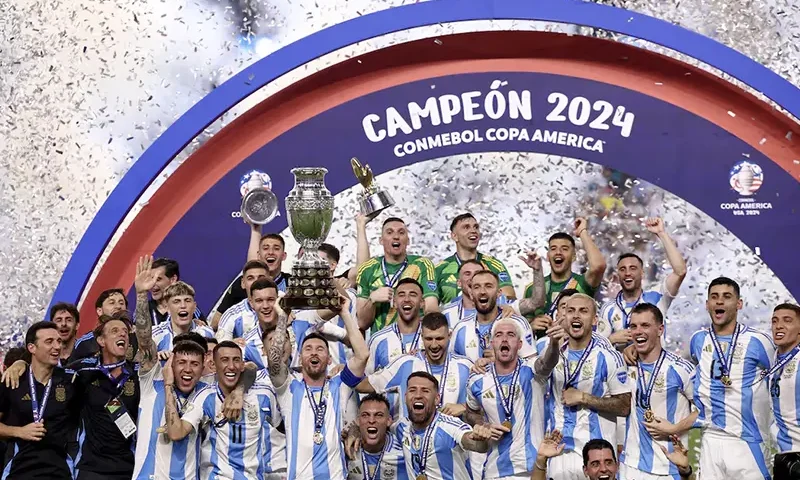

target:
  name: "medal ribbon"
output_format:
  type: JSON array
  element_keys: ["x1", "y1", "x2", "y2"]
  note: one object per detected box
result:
[
  {"x1": 381, "y1": 258, "x2": 408, "y2": 288},
  {"x1": 28, "y1": 368, "x2": 53, "y2": 423},
  {"x1": 214, "y1": 385, "x2": 231, "y2": 427},
  {"x1": 304, "y1": 379, "x2": 328, "y2": 435},
  {"x1": 491, "y1": 359, "x2": 521, "y2": 423},
  {"x1": 415, "y1": 412, "x2": 439, "y2": 476},
  {"x1": 546, "y1": 274, "x2": 578, "y2": 317},
  {"x1": 474, "y1": 308, "x2": 505, "y2": 353},
  {"x1": 91, "y1": 360, "x2": 130, "y2": 395},
  {"x1": 636, "y1": 350, "x2": 666, "y2": 410},
  {"x1": 394, "y1": 323, "x2": 422, "y2": 355},
  {"x1": 361, "y1": 439, "x2": 390, "y2": 480},
  {"x1": 561, "y1": 338, "x2": 595, "y2": 388},
  {"x1": 615, "y1": 291, "x2": 643, "y2": 329},
  {"x1": 709, "y1": 323, "x2": 742, "y2": 382},
  {"x1": 753, "y1": 345, "x2": 800, "y2": 387},
  {"x1": 422, "y1": 351, "x2": 450, "y2": 407}
]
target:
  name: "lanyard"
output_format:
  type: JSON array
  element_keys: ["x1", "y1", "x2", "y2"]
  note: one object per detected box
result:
[
  {"x1": 491, "y1": 360, "x2": 521, "y2": 423},
  {"x1": 755, "y1": 345, "x2": 800, "y2": 387},
  {"x1": 474, "y1": 308, "x2": 504, "y2": 353},
  {"x1": 381, "y1": 257, "x2": 408, "y2": 288},
  {"x1": 709, "y1": 323, "x2": 742, "y2": 380},
  {"x1": 304, "y1": 379, "x2": 328, "y2": 432},
  {"x1": 561, "y1": 338, "x2": 595, "y2": 388},
  {"x1": 361, "y1": 440, "x2": 390, "y2": 480},
  {"x1": 615, "y1": 290, "x2": 643, "y2": 329},
  {"x1": 28, "y1": 368, "x2": 53, "y2": 423},
  {"x1": 547, "y1": 274, "x2": 577, "y2": 317},
  {"x1": 394, "y1": 324, "x2": 421, "y2": 355},
  {"x1": 411, "y1": 413, "x2": 438, "y2": 476},
  {"x1": 636, "y1": 350, "x2": 666, "y2": 409},
  {"x1": 422, "y1": 352, "x2": 451, "y2": 407}
]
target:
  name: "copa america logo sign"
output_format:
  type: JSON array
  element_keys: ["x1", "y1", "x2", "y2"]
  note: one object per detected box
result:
[{"x1": 729, "y1": 160, "x2": 764, "y2": 196}]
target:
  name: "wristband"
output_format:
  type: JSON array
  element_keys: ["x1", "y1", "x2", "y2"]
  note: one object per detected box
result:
[
  {"x1": 534, "y1": 459, "x2": 547, "y2": 471},
  {"x1": 678, "y1": 465, "x2": 692, "y2": 478},
  {"x1": 339, "y1": 364, "x2": 364, "y2": 388}
]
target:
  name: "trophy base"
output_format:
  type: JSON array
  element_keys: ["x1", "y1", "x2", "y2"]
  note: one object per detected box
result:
[
  {"x1": 358, "y1": 190, "x2": 395, "y2": 220},
  {"x1": 281, "y1": 264, "x2": 340, "y2": 310}
]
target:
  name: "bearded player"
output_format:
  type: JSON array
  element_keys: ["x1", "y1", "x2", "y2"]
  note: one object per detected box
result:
[
  {"x1": 597, "y1": 217, "x2": 687, "y2": 346},
  {"x1": 689, "y1": 277, "x2": 773, "y2": 479},
  {"x1": 356, "y1": 217, "x2": 438, "y2": 333}
]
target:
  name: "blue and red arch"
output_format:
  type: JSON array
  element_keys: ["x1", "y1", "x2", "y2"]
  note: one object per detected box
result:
[{"x1": 50, "y1": 0, "x2": 800, "y2": 330}]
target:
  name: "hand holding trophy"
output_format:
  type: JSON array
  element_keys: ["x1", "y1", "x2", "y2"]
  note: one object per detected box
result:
[
  {"x1": 350, "y1": 157, "x2": 394, "y2": 220},
  {"x1": 239, "y1": 170, "x2": 279, "y2": 225}
]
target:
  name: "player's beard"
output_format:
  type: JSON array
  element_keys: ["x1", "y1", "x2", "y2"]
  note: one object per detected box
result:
[{"x1": 475, "y1": 295, "x2": 497, "y2": 315}]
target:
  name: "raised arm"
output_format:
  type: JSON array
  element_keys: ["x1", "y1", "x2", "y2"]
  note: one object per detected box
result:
[
  {"x1": 342, "y1": 295, "x2": 369, "y2": 377},
  {"x1": 518, "y1": 251, "x2": 546, "y2": 316},
  {"x1": 534, "y1": 325, "x2": 566, "y2": 377},
  {"x1": 645, "y1": 217, "x2": 687, "y2": 296},
  {"x1": 134, "y1": 255, "x2": 158, "y2": 373},
  {"x1": 349, "y1": 214, "x2": 372, "y2": 287},
  {"x1": 245, "y1": 220, "x2": 262, "y2": 262},
  {"x1": 267, "y1": 307, "x2": 291, "y2": 389},
  {"x1": 163, "y1": 359, "x2": 195, "y2": 441},
  {"x1": 575, "y1": 217, "x2": 606, "y2": 289}
]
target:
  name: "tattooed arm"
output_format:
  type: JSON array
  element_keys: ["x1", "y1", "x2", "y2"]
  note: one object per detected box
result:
[
  {"x1": 576, "y1": 392, "x2": 631, "y2": 417},
  {"x1": 133, "y1": 255, "x2": 158, "y2": 374},
  {"x1": 267, "y1": 307, "x2": 290, "y2": 389},
  {"x1": 163, "y1": 358, "x2": 196, "y2": 441},
  {"x1": 534, "y1": 325, "x2": 566, "y2": 378},
  {"x1": 518, "y1": 255, "x2": 546, "y2": 316}
]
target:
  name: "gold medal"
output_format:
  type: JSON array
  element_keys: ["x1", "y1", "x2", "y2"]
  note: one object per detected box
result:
[
  {"x1": 416, "y1": 474, "x2": 428, "y2": 480},
  {"x1": 156, "y1": 425, "x2": 167, "y2": 434},
  {"x1": 643, "y1": 409, "x2": 655, "y2": 423},
  {"x1": 313, "y1": 431, "x2": 324, "y2": 445},
  {"x1": 721, "y1": 375, "x2": 732, "y2": 386},
  {"x1": 501, "y1": 420, "x2": 512, "y2": 430}
]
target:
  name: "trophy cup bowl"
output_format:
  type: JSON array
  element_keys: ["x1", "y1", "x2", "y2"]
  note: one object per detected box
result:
[
  {"x1": 350, "y1": 157, "x2": 395, "y2": 220},
  {"x1": 283, "y1": 167, "x2": 340, "y2": 310},
  {"x1": 240, "y1": 170, "x2": 279, "y2": 225}
]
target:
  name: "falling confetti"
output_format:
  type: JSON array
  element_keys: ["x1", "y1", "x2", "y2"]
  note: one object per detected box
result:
[{"x1": 0, "y1": 0, "x2": 798, "y2": 359}]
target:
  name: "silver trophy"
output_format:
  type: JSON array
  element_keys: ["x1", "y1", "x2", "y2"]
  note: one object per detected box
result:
[
  {"x1": 350, "y1": 157, "x2": 394, "y2": 219},
  {"x1": 240, "y1": 170, "x2": 278, "y2": 225},
  {"x1": 283, "y1": 168, "x2": 340, "y2": 310}
]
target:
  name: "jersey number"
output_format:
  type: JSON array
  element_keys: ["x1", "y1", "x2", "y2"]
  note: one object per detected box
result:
[
  {"x1": 709, "y1": 360, "x2": 725, "y2": 381},
  {"x1": 231, "y1": 424, "x2": 244, "y2": 444}
]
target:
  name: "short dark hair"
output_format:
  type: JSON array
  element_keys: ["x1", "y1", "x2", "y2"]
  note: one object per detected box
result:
[
  {"x1": 582, "y1": 438, "x2": 617, "y2": 466},
  {"x1": 449, "y1": 213, "x2": 476, "y2": 232},
  {"x1": 250, "y1": 278, "x2": 278, "y2": 297},
  {"x1": 548, "y1": 232, "x2": 576, "y2": 247},
  {"x1": 774, "y1": 303, "x2": 800, "y2": 317},
  {"x1": 94, "y1": 288, "x2": 128, "y2": 309},
  {"x1": 206, "y1": 337, "x2": 218, "y2": 347},
  {"x1": 471, "y1": 269, "x2": 499, "y2": 284},
  {"x1": 395, "y1": 277, "x2": 423, "y2": 294},
  {"x1": 213, "y1": 340, "x2": 242, "y2": 360},
  {"x1": 152, "y1": 258, "x2": 180, "y2": 280},
  {"x1": 173, "y1": 332, "x2": 208, "y2": 352},
  {"x1": 360, "y1": 392, "x2": 391, "y2": 412},
  {"x1": 49, "y1": 302, "x2": 80, "y2": 324},
  {"x1": 243, "y1": 260, "x2": 269, "y2": 275},
  {"x1": 382, "y1": 217, "x2": 405, "y2": 229},
  {"x1": 708, "y1": 276, "x2": 740, "y2": 298},
  {"x1": 554, "y1": 288, "x2": 580, "y2": 307},
  {"x1": 301, "y1": 332, "x2": 329, "y2": 350},
  {"x1": 457, "y1": 259, "x2": 483, "y2": 275},
  {"x1": 617, "y1": 253, "x2": 643, "y2": 266},
  {"x1": 421, "y1": 312, "x2": 449, "y2": 332},
  {"x1": 407, "y1": 371, "x2": 439, "y2": 390},
  {"x1": 3, "y1": 347, "x2": 28, "y2": 368},
  {"x1": 318, "y1": 243, "x2": 340, "y2": 264},
  {"x1": 260, "y1": 233, "x2": 285, "y2": 249},
  {"x1": 173, "y1": 340, "x2": 206, "y2": 359},
  {"x1": 630, "y1": 303, "x2": 663, "y2": 324},
  {"x1": 25, "y1": 321, "x2": 59, "y2": 347}
]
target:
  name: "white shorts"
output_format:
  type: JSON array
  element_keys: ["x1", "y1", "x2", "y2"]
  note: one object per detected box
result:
[
  {"x1": 619, "y1": 463, "x2": 674, "y2": 480},
  {"x1": 698, "y1": 431, "x2": 771, "y2": 480},
  {"x1": 547, "y1": 450, "x2": 585, "y2": 480}
]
